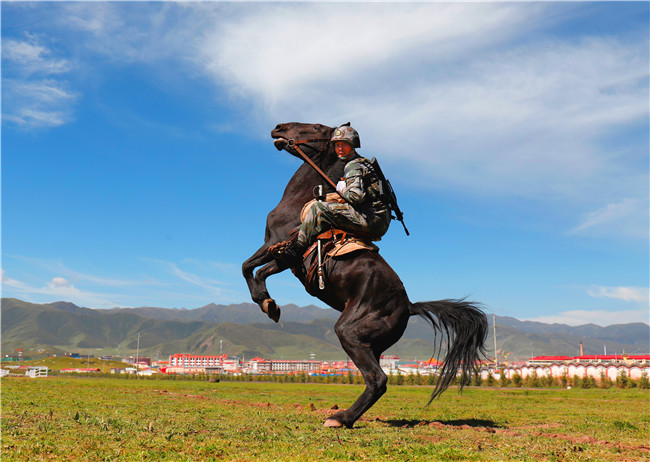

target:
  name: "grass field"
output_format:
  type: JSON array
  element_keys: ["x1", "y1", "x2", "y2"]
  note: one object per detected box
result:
[{"x1": 2, "y1": 377, "x2": 649, "y2": 461}]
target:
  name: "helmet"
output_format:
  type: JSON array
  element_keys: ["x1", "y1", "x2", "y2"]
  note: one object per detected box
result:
[{"x1": 331, "y1": 125, "x2": 360, "y2": 149}]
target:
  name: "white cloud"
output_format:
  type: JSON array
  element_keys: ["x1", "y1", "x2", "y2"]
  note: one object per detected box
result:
[
  {"x1": 1, "y1": 270, "x2": 119, "y2": 308},
  {"x1": 169, "y1": 265, "x2": 224, "y2": 295},
  {"x1": 180, "y1": 258, "x2": 240, "y2": 276},
  {"x1": 526, "y1": 308, "x2": 649, "y2": 327},
  {"x1": 9, "y1": 80, "x2": 75, "y2": 103},
  {"x1": 569, "y1": 198, "x2": 649, "y2": 239},
  {"x1": 1, "y1": 269, "x2": 29, "y2": 291},
  {"x1": 54, "y1": 2, "x2": 206, "y2": 63},
  {"x1": 144, "y1": 258, "x2": 235, "y2": 297},
  {"x1": 5, "y1": 256, "x2": 159, "y2": 289},
  {"x1": 2, "y1": 37, "x2": 77, "y2": 128},
  {"x1": 528, "y1": 286, "x2": 650, "y2": 325},
  {"x1": 3, "y1": 37, "x2": 71, "y2": 75},
  {"x1": 2, "y1": 257, "x2": 248, "y2": 308},
  {"x1": 43, "y1": 277, "x2": 86, "y2": 299},
  {"x1": 197, "y1": 3, "x2": 534, "y2": 108},
  {"x1": 587, "y1": 285, "x2": 650, "y2": 303},
  {"x1": 48, "y1": 277, "x2": 73, "y2": 289},
  {"x1": 3, "y1": 104, "x2": 75, "y2": 128},
  {"x1": 190, "y1": 3, "x2": 648, "y2": 216}
]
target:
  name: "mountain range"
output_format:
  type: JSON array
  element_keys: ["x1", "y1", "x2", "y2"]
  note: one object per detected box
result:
[{"x1": 2, "y1": 298, "x2": 648, "y2": 361}]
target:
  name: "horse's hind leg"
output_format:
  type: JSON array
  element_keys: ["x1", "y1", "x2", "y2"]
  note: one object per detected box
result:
[
  {"x1": 324, "y1": 302, "x2": 409, "y2": 428},
  {"x1": 324, "y1": 343, "x2": 386, "y2": 429}
]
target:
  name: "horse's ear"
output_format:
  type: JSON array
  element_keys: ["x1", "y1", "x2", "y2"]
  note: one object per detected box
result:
[{"x1": 341, "y1": 122, "x2": 351, "y2": 127}]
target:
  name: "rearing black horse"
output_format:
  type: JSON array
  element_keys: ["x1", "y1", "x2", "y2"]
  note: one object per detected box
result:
[{"x1": 242, "y1": 122, "x2": 487, "y2": 428}]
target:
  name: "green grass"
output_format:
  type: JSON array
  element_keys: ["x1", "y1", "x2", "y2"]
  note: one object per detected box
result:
[{"x1": 2, "y1": 377, "x2": 649, "y2": 461}]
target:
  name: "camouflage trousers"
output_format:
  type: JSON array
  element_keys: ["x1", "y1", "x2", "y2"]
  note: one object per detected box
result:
[{"x1": 296, "y1": 200, "x2": 390, "y2": 248}]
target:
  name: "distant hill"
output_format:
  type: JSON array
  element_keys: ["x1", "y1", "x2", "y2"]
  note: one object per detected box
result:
[
  {"x1": 2, "y1": 298, "x2": 648, "y2": 361},
  {"x1": 1, "y1": 299, "x2": 342, "y2": 360},
  {"x1": 105, "y1": 302, "x2": 339, "y2": 324}
]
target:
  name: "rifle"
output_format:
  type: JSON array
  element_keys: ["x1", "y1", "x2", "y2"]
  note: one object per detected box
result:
[{"x1": 368, "y1": 157, "x2": 410, "y2": 236}]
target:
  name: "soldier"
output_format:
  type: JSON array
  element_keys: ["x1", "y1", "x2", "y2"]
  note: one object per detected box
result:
[{"x1": 274, "y1": 125, "x2": 391, "y2": 266}]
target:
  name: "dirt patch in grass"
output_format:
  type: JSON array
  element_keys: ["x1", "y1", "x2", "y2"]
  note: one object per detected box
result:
[{"x1": 528, "y1": 431, "x2": 650, "y2": 454}]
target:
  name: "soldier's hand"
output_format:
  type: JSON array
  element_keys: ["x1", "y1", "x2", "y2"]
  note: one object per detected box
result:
[{"x1": 326, "y1": 192, "x2": 345, "y2": 203}]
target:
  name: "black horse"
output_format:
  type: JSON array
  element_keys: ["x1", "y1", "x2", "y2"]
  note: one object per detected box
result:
[{"x1": 242, "y1": 122, "x2": 487, "y2": 428}]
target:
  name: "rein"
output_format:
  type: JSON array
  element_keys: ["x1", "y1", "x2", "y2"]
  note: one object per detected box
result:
[{"x1": 288, "y1": 138, "x2": 349, "y2": 204}]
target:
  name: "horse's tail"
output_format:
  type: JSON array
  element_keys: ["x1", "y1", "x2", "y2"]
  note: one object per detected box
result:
[{"x1": 409, "y1": 299, "x2": 488, "y2": 404}]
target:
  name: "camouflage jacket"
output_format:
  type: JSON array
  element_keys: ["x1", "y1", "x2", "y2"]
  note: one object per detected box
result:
[{"x1": 340, "y1": 155, "x2": 387, "y2": 212}]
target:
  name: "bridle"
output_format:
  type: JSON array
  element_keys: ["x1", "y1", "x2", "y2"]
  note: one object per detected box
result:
[
  {"x1": 287, "y1": 138, "x2": 330, "y2": 148},
  {"x1": 286, "y1": 136, "x2": 347, "y2": 202}
]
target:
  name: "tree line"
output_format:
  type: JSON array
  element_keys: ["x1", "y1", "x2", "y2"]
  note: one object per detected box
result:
[{"x1": 50, "y1": 368, "x2": 650, "y2": 389}]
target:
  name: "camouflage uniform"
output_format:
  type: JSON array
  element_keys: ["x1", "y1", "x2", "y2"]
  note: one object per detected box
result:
[{"x1": 296, "y1": 154, "x2": 391, "y2": 247}]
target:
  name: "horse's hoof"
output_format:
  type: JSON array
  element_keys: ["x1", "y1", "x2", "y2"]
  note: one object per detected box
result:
[
  {"x1": 262, "y1": 299, "x2": 281, "y2": 323},
  {"x1": 323, "y1": 418, "x2": 344, "y2": 428}
]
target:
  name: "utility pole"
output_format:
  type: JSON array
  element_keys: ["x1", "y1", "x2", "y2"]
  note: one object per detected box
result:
[
  {"x1": 493, "y1": 313, "x2": 498, "y2": 367},
  {"x1": 135, "y1": 332, "x2": 140, "y2": 370}
]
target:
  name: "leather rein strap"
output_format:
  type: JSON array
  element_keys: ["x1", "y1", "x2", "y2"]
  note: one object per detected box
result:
[{"x1": 288, "y1": 138, "x2": 348, "y2": 203}]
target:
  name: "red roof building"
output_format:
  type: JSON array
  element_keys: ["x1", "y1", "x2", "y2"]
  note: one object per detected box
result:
[{"x1": 529, "y1": 355, "x2": 650, "y2": 365}]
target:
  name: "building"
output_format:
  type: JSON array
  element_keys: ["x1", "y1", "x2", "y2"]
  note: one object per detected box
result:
[
  {"x1": 26, "y1": 366, "x2": 49, "y2": 378},
  {"x1": 526, "y1": 356, "x2": 573, "y2": 366},
  {"x1": 266, "y1": 359, "x2": 320, "y2": 373},
  {"x1": 60, "y1": 368, "x2": 101, "y2": 373},
  {"x1": 162, "y1": 353, "x2": 447, "y2": 376},
  {"x1": 527, "y1": 355, "x2": 649, "y2": 366},
  {"x1": 166, "y1": 353, "x2": 236, "y2": 374},
  {"x1": 380, "y1": 355, "x2": 399, "y2": 371},
  {"x1": 482, "y1": 354, "x2": 650, "y2": 381},
  {"x1": 125, "y1": 356, "x2": 151, "y2": 366},
  {"x1": 246, "y1": 357, "x2": 272, "y2": 373},
  {"x1": 169, "y1": 353, "x2": 228, "y2": 368},
  {"x1": 320, "y1": 361, "x2": 357, "y2": 375}
]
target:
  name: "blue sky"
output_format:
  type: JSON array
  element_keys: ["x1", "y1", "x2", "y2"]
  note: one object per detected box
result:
[{"x1": 2, "y1": 2, "x2": 648, "y2": 327}]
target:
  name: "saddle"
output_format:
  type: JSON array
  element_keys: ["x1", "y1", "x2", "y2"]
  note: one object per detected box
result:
[
  {"x1": 303, "y1": 228, "x2": 377, "y2": 259},
  {"x1": 268, "y1": 228, "x2": 379, "y2": 290},
  {"x1": 302, "y1": 228, "x2": 378, "y2": 289}
]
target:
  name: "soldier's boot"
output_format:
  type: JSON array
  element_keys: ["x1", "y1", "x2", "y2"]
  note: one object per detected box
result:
[{"x1": 268, "y1": 239, "x2": 306, "y2": 268}]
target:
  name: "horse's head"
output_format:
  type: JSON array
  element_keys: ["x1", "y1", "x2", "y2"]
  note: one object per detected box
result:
[{"x1": 271, "y1": 122, "x2": 335, "y2": 161}]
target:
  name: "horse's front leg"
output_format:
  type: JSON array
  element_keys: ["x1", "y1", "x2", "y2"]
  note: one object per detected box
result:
[
  {"x1": 242, "y1": 245, "x2": 274, "y2": 307},
  {"x1": 253, "y1": 259, "x2": 288, "y2": 323}
]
